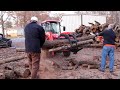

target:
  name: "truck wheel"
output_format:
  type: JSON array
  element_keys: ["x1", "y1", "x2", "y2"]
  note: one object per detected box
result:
[
  {"x1": 8, "y1": 42, "x2": 12, "y2": 47},
  {"x1": 63, "y1": 51, "x2": 70, "y2": 57},
  {"x1": 8, "y1": 41, "x2": 12, "y2": 47}
]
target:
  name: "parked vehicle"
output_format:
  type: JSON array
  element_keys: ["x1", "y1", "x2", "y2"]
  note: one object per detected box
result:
[{"x1": 0, "y1": 34, "x2": 12, "y2": 48}]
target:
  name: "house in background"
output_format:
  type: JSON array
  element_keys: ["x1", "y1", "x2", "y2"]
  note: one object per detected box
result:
[{"x1": 1, "y1": 26, "x2": 24, "y2": 37}]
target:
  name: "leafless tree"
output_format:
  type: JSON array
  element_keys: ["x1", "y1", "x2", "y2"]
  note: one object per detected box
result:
[
  {"x1": 14, "y1": 11, "x2": 51, "y2": 28},
  {"x1": 0, "y1": 11, "x2": 14, "y2": 37}
]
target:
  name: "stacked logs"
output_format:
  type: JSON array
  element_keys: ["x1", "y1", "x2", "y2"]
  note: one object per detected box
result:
[{"x1": 0, "y1": 55, "x2": 30, "y2": 79}]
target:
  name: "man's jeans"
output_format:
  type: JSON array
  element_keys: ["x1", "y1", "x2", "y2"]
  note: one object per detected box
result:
[{"x1": 100, "y1": 46, "x2": 115, "y2": 72}]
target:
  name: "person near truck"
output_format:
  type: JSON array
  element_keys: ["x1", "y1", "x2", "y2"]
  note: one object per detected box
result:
[
  {"x1": 24, "y1": 16, "x2": 45, "y2": 79},
  {"x1": 97, "y1": 24, "x2": 116, "y2": 73}
]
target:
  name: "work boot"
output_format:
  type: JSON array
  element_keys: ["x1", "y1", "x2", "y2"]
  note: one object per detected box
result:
[
  {"x1": 98, "y1": 68, "x2": 105, "y2": 72},
  {"x1": 110, "y1": 71, "x2": 113, "y2": 73}
]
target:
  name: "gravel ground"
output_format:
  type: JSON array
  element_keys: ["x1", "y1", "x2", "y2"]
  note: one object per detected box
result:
[{"x1": 0, "y1": 47, "x2": 120, "y2": 79}]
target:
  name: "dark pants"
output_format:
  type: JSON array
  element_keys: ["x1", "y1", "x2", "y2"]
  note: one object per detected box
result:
[{"x1": 27, "y1": 52, "x2": 40, "y2": 79}]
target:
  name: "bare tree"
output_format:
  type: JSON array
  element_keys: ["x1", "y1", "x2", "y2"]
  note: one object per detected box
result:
[
  {"x1": 0, "y1": 11, "x2": 14, "y2": 37},
  {"x1": 5, "y1": 21, "x2": 12, "y2": 28},
  {"x1": 13, "y1": 11, "x2": 51, "y2": 28}
]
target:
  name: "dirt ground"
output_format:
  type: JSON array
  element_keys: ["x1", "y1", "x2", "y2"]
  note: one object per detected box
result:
[{"x1": 0, "y1": 47, "x2": 120, "y2": 79}]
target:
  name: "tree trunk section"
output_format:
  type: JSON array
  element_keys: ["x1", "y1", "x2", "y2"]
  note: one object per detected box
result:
[
  {"x1": 14, "y1": 68, "x2": 31, "y2": 78},
  {"x1": 1, "y1": 16, "x2": 5, "y2": 37},
  {"x1": 49, "y1": 39, "x2": 94, "y2": 52},
  {"x1": 0, "y1": 55, "x2": 27, "y2": 65}
]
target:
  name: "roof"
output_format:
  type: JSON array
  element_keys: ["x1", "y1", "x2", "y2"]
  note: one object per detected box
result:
[{"x1": 41, "y1": 20, "x2": 60, "y2": 23}]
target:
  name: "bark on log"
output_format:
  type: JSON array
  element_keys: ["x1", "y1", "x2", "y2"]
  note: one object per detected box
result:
[
  {"x1": 14, "y1": 68, "x2": 31, "y2": 78},
  {"x1": 43, "y1": 35, "x2": 95, "y2": 49},
  {"x1": 69, "y1": 57, "x2": 100, "y2": 69},
  {"x1": 83, "y1": 44, "x2": 103, "y2": 48},
  {"x1": 4, "y1": 68, "x2": 30, "y2": 79},
  {"x1": 88, "y1": 65, "x2": 99, "y2": 69},
  {"x1": 49, "y1": 39, "x2": 94, "y2": 52},
  {"x1": 78, "y1": 60, "x2": 100, "y2": 65},
  {"x1": 0, "y1": 72, "x2": 5, "y2": 79},
  {"x1": 0, "y1": 55, "x2": 27, "y2": 65},
  {"x1": 79, "y1": 60, "x2": 100, "y2": 69},
  {"x1": 16, "y1": 48, "x2": 25, "y2": 52},
  {"x1": 4, "y1": 70, "x2": 16, "y2": 79}
]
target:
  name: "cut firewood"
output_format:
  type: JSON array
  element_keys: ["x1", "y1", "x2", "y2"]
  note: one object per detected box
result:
[
  {"x1": 14, "y1": 68, "x2": 31, "y2": 78},
  {"x1": 0, "y1": 55, "x2": 27, "y2": 65},
  {"x1": 82, "y1": 64, "x2": 88, "y2": 68},
  {"x1": 4, "y1": 66, "x2": 13, "y2": 70},
  {"x1": 3, "y1": 65, "x2": 30, "y2": 79},
  {"x1": 88, "y1": 65, "x2": 99, "y2": 69},
  {"x1": 0, "y1": 72, "x2": 5, "y2": 79},
  {"x1": 78, "y1": 60, "x2": 100, "y2": 65},
  {"x1": 16, "y1": 48, "x2": 25, "y2": 52},
  {"x1": 25, "y1": 63, "x2": 29, "y2": 68},
  {"x1": 4, "y1": 70, "x2": 17, "y2": 79},
  {"x1": 83, "y1": 44, "x2": 103, "y2": 48}
]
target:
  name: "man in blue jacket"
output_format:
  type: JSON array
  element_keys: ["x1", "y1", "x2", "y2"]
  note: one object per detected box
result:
[
  {"x1": 98, "y1": 24, "x2": 116, "y2": 73},
  {"x1": 24, "y1": 16, "x2": 45, "y2": 79}
]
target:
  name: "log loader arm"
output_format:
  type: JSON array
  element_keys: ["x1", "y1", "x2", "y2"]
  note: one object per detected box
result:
[{"x1": 58, "y1": 33, "x2": 83, "y2": 56}]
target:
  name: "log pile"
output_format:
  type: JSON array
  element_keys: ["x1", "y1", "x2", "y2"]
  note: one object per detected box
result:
[
  {"x1": 51, "y1": 54, "x2": 120, "y2": 70},
  {"x1": 0, "y1": 55, "x2": 27, "y2": 65},
  {"x1": 43, "y1": 35, "x2": 96, "y2": 49},
  {"x1": 16, "y1": 35, "x2": 96, "y2": 52},
  {"x1": 50, "y1": 54, "x2": 101, "y2": 70},
  {"x1": 3, "y1": 66, "x2": 30, "y2": 79},
  {"x1": 0, "y1": 55, "x2": 30, "y2": 79}
]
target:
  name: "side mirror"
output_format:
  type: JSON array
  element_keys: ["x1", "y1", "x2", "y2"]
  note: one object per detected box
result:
[{"x1": 63, "y1": 26, "x2": 66, "y2": 31}]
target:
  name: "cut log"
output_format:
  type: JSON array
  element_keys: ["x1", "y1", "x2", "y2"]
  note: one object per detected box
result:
[
  {"x1": 4, "y1": 66, "x2": 13, "y2": 70},
  {"x1": 78, "y1": 60, "x2": 100, "y2": 65},
  {"x1": 43, "y1": 35, "x2": 95, "y2": 48},
  {"x1": 70, "y1": 58, "x2": 100, "y2": 69},
  {"x1": 49, "y1": 39, "x2": 94, "y2": 52},
  {"x1": 88, "y1": 65, "x2": 99, "y2": 69},
  {"x1": 82, "y1": 64, "x2": 88, "y2": 68},
  {"x1": 14, "y1": 68, "x2": 31, "y2": 78},
  {"x1": 4, "y1": 70, "x2": 16, "y2": 79},
  {"x1": 16, "y1": 48, "x2": 25, "y2": 52},
  {"x1": 0, "y1": 55, "x2": 27, "y2": 65},
  {"x1": 83, "y1": 44, "x2": 103, "y2": 48},
  {"x1": 0, "y1": 72, "x2": 5, "y2": 79},
  {"x1": 4, "y1": 65, "x2": 30, "y2": 79},
  {"x1": 25, "y1": 63, "x2": 29, "y2": 68}
]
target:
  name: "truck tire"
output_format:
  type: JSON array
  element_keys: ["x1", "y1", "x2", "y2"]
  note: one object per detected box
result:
[
  {"x1": 63, "y1": 51, "x2": 70, "y2": 57},
  {"x1": 8, "y1": 41, "x2": 12, "y2": 47}
]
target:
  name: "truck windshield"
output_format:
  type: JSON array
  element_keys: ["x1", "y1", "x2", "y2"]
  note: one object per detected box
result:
[{"x1": 42, "y1": 22, "x2": 60, "y2": 34}]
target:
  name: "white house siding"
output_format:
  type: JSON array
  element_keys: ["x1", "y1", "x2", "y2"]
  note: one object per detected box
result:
[
  {"x1": 61, "y1": 15, "x2": 81, "y2": 33},
  {"x1": 61, "y1": 14, "x2": 106, "y2": 32}
]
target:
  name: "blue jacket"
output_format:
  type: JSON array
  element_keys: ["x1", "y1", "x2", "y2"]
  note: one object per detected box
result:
[
  {"x1": 24, "y1": 22, "x2": 45, "y2": 53},
  {"x1": 99, "y1": 29, "x2": 116, "y2": 45}
]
